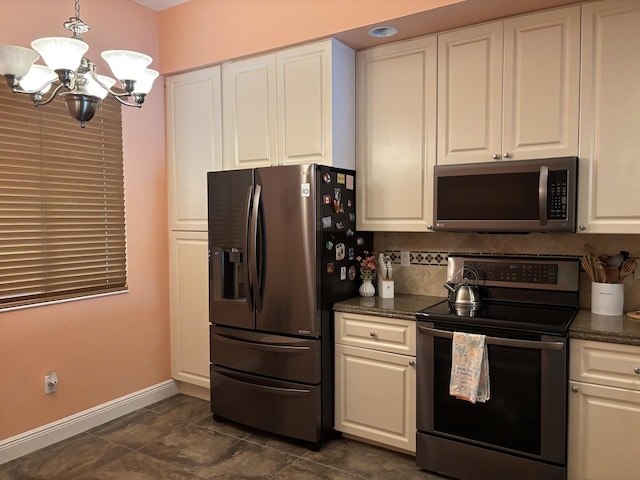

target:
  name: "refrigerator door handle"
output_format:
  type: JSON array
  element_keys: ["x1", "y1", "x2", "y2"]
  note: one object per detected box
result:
[
  {"x1": 212, "y1": 332, "x2": 312, "y2": 353},
  {"x1": 252, "y1": 184, "x2": 264, "y2": 312},
  {"x1": 245, "y1": 185, "x2": 255, "y2": 312}
]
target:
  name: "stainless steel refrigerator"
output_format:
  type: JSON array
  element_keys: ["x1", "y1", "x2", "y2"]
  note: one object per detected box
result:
[{"x1": 207, "y1": 164, "x2": 370, "y2": 446}]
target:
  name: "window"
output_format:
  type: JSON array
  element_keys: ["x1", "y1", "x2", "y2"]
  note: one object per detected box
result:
[{"x1": 0, "y1": 85, "x2": 127, "y2": 309}]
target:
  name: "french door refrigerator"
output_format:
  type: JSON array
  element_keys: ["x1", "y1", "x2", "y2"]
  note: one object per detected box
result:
[{"x1": 207, "y1": 164, "x2": 370, "y2": 446}]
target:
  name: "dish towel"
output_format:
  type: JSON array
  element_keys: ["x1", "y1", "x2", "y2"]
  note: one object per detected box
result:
[{"x1": 449, "y1": 332, "x2": 490, "y2": 404}]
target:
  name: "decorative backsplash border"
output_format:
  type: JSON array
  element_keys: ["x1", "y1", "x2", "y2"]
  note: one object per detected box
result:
[{"x1": 382, "y1": 250, "x2": 581, "y2": 266}]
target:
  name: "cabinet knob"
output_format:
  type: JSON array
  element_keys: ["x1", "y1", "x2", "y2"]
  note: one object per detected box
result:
[
  {"x1": 579, "y1": 225, "x2": 587, "y2": 231},
  {"x1": 571, "y1": 386, "x2": 579, "y2": 393},
  {"x1": 409, "y1": 360, "x2": 415, "y2": 367},
  {"x1": 634, "y1": 367, "x2": 640, "y2": 374},
  {"x1": 492, "y1": 153, "x2": 499, "y2": 160},
  {"x1": 503, "y1": 152, "x2": 511, "y2": 159},
  {"x1": 427, "y1": 224, "x2": 433, "y2": 230},
  {"x1": 369, "y1": 331, "x2": 376, "y2": 337}
]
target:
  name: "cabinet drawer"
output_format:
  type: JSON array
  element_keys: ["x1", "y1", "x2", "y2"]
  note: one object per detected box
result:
[
  {"x1": 335, "y1": 312, "x2": 415, "y2": 355},
  {"x1": 570, "y1": 339, "x2": 640, "y2": 390}
]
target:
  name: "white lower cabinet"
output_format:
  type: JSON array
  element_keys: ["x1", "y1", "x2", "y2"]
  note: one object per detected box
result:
[
  {"x1": 169, "y1": 231, "x2": 210, "y2": 388},
  {"x1": 334, "y1": 312, "x2": 416, "y2": 454},
  {"x1": 568, "y1": 339, "x2": 640, "y2": 479}
]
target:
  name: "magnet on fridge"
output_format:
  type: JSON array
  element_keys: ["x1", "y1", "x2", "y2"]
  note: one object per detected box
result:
[
  {"x1": 340, "y1": 266, "x2": 347, "y2": 280},
  {"x1": 325, "y1": 241, "x2": 333, "y2": 250},
  {"x1": 323, "y1": 195, "x2": 332, "y2": 205},
  {"x1": 327, "y1": 263, "x2": 334, "y2": 273},
  {"x1": 348, "y1": 213, "x2": 355, "y2": 222},
  {"x1": 322, "y1": 173, "x2": 331, "y2": 183},
  {"x1": 348, "y1": 265, "x2": 356, "y2": 281},
  {"x1": 346, "y1": 228, "x2": 354, "y2": 237},
  {"x1": 347, "y1": 199, "x2": 352, "y2": 208},
  {"x1": 322, "y1": 216, "x2": 332, "y2": 229},
  {"x1": 335, "y1": 243, "x2": 345, "y2": 261},
  {"x1": 335, "y1": 221, "x2": 344, "y2": 230},
  {"x1": 346, "y1": 175, "x2": 354, "y2": 190},
  {"x1": 348, "y1": 247, "x2": 355, "y2": 260},
  {"x1": 337, "y1": 173, "x2": 345, "y2": 184},
  {"x1": 357, "y1": 236, "x2": 365, "y2": 246}
]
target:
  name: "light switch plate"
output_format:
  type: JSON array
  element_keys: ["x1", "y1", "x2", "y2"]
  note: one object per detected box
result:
[{"x1": 400, "y1": 251, "x2": 410, "y2": 267}]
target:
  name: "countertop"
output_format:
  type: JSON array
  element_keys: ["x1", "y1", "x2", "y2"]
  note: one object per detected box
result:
[{"x1": 334, "y1": 294, "x2": 640, "y2": 346}]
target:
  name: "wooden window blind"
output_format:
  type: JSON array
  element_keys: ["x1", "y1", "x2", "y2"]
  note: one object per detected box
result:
[{"x1": 0, "y1": 85, "x2": 127, "y2": 309}]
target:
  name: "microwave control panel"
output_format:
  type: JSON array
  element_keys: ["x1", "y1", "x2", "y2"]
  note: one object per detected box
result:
[{"x1": 548, "y1": 170, "x2": 568, "y2": 220}]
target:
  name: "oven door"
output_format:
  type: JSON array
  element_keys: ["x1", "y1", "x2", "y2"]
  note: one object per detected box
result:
[{"x1": 416, "y1": 322, "x2": 566, "y2": 470}]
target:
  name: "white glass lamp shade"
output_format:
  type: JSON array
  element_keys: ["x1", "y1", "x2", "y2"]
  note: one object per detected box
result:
[
  {"x1": 31, "y1": 37, "x2": 88, "y2": 72},
  {"x1": 101, "y1": 50, "x2": 152, "y2": 82},
  {"x1": 0, "y1": 45, "x2": 39, "y2": 77},
  {"x1": 133, "y1": 68, "x2": 158, "y2": 94},
  {"x1": 19, "y1": 65, "x2": 57, "y2": 93},
  {"x1": 85, "y1": 74, "x2": 116, "y2": 99}
]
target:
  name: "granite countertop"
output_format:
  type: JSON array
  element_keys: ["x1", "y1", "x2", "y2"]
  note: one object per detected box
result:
[{"x1": 334, "y1": 294, "x2": 640, "y2": 347}]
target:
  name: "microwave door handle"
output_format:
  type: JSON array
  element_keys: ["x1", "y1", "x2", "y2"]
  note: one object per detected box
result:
[
  {"x1": 539, "y1": 165, "x2": 549, "y2": 226},
  {"x1": 245, "y1": 185, "x2": 255, "y2": 313},
  {"x1": 417, "y1": 325, "x2": 564, "y2": 350}
]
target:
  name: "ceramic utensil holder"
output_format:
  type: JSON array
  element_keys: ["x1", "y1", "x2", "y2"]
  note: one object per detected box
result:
[
  {"x1": 377, "y1": 275, "x2": 394, "y2": 298},
  {"x1": 591, "y1": 282, "x2": 624, "y2": 316}
]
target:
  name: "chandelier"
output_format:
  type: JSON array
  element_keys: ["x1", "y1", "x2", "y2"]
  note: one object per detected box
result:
[{"x1": 0, "y1": 0, "x2": 158, "y2": 127}]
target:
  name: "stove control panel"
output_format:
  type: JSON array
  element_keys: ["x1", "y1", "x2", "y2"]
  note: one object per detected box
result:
[
  {"x1": 447, "y1": 255, "x2": 579, "y2": 292},
  {"x1": 463, "y1": 261, "x2": 558, "y2": 284}
]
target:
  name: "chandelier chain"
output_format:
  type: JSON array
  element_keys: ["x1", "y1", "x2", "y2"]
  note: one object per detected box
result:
[{"x1": 75, "y1": 0, "x2": 81, "y2": 19}]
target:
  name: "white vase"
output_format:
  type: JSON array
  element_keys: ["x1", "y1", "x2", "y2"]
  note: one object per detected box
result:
[{"x1": 359, "y1": 278, "x2": 375, "y2": 297}]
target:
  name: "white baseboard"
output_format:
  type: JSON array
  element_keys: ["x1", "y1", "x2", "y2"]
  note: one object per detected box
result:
[{"x1": 0, "y1": 379, "x2": 179, "y2": 465}]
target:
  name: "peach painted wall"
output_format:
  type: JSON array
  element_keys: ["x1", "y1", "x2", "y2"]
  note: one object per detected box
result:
[
  {"x1": 158, "y1": 0, "x2": 462, "y2": 74},
  {"x1": 0, "y1": 0, "x2": 170, "y2": 441}
]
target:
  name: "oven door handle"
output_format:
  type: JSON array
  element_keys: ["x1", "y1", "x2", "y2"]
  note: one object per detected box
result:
[{"x1": 416, "y1": 325, "x2": 565, "y2": 350}]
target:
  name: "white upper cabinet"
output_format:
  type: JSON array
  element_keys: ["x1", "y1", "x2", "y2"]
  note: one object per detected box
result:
[
  {"x1": 578, "y1": 0, "x2": 640, "y2": 234},
  {"x1": 437, "y1": 6, "x2": 580, "y2": 165},
  {"x1": 356, "y1": 36, "x2": 437, "y2": 231},
  {"x1": 166, "y1": 66, "x2": 222, "y2": 231},
  {"x1": 222, "y1": 39, "x2": 355, "y2": 170}
]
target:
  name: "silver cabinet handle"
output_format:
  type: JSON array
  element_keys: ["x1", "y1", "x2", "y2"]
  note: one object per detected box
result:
[
  {"x1": 503, "y1": 152, "x2": 511, "y2": 158},
  {"x1": 370, "y1": 331, "x2": 376, "y2": 337},
  {"x1": 427, "y1": 224, "x2": 433, "y2": 230},
  {"x1": 634, "y1": 367, "x2": 640, "y2": 374},
  {"x1": 492, "y1": 153, "x2": 499, "y2": 160},
  {"x1": 571, "y1": 386, "x2": 579, "y2": 393},
  {"x1": 579, "y1": 225, "x2": 587, "y2": 231},
  {"x1": 409, "y1": 360, "x2": 415, "y2": 367}
]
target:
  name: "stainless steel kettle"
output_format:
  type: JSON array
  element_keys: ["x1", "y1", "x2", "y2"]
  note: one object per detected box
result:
[{"x1": 444, "y1": 268, "x2": 481, "y2": 307}]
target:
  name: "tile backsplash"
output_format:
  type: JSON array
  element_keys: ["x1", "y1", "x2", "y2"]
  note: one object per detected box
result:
[{"x1": 374, "y1": 232, "x2": 640, "y2": 311}]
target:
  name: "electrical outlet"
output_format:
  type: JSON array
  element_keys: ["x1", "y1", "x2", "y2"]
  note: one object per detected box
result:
[
  {"x1": 44, "y1": 371, "x2": 58, "y2": 394},
  {"x1": 400, "y1": 250, "x2": 411, "y2": 267}
]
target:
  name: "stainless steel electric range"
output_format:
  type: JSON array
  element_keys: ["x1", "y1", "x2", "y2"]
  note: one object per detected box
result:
[{"x1": 415, "y1": 255, "x2": 580, "y2": 480}]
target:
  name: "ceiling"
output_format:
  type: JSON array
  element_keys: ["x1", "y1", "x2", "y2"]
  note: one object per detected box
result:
[{"x1": 132, "y1": 0, "x2": 190, "y2": 11}]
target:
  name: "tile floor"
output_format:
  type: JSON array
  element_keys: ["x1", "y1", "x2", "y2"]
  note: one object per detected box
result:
[{"x1": 0, "y1": 394, "x2": 445, "y2": 479}]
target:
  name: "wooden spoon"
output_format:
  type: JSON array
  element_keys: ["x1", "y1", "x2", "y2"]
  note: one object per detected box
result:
[
  {"x1": 604, "y1": 266, "x2": 620, "y2": 283},
  {"x1": 618, "y1": 258, "x2": 637, "y2": 283}
]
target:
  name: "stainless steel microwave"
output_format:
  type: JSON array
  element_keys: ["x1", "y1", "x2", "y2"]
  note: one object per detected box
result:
[{"x1": 433, "y1": 157, "x2": 578, "y2": 233}]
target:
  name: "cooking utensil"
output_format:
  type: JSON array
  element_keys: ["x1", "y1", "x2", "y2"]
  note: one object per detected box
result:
[
  {"x1": 604, "y1": 266, "x2": 620, "y2": 283},
  {"x1": 618, "y1": 258, "x2": 637, "y2": 283},
  {"x1": 444, "y1": 267, "x2": 481, "y2": 307},
  {"x1": 595, "y1": 261, "x2": 606, "y2": 283}
]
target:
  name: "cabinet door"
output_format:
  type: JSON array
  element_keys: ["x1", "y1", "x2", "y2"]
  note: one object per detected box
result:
[
  {"x1": 169, "y1": 231, "x2": 210, "y2": 388},
  {"x1": 335, "y1": 344, "x2": 416, "y2": 453},
  {"x1": 222, "y1": 54, "x2": 277, "y2": 170},
  {"x1": 166, "y1": 67, "x2": 222, "y2": 231},
  {"x1": 502, "y1": 6, "x2": 580, "y2": 160},
  {"x1": 437, "y1": 21, "x2": 503, "y2": 165},
  {"x1": 568, "y1": 380, "x2": 640, "y2": 480},
  {"x1": 578, "y1": 0, "x2": 640, "y2": 233},
  {"x1": 277, "y1": 39, "x2": 355, "y2": 169},
  {"x1": 356, "y1": 36, "x2": 437, "y2": 231}
]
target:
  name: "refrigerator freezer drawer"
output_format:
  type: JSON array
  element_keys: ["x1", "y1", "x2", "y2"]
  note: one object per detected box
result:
[
  {"x1": 211, "y1": 366, "x2": 322, "y2": 443},
  {"x1": 210, "y1": 325, "x2": 321, "y2": 384}
]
